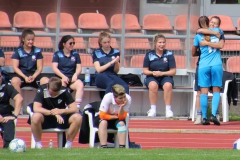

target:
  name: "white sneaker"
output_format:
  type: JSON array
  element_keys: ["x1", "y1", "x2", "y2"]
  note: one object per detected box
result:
[
  {"x1": 166, "y1": 110, "x2": 173, "y2": 118},
  {"x1": 35, "y1": 143, "x2": 43, "y2": 149},
  {"x1": 194, "y1": 115, "x2": 202, "y2": 125},
  {"x1": 64, "y1": 143, "x2": 72, "y2": 148},
  {"x1": 147, "y1": 109, "x2": 156, "y2": 117}
]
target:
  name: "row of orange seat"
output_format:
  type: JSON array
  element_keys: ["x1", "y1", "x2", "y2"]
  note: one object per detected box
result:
[{"x1": 1, "y1": 11, "x2": 240, "y2": 50}]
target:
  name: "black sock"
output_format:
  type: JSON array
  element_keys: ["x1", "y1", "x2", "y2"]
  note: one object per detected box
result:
[
  {"x1": 100, "y1": 145, "x2": 108, "y2": 148},
  {"x1": 119, "y1": 145, "x2": 125, "y2": 148}
]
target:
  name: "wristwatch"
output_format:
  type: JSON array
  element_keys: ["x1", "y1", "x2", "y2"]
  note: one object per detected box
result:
[{"x1": 12, "y1": 114, "x2": 18, "y2": 119}]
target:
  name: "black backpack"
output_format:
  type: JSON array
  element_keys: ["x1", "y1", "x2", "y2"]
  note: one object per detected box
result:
[{"x1": 120, "y1": 73, "x2": 143, "y2": 86}]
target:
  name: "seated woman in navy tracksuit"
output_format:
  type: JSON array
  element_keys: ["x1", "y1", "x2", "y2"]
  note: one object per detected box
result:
[{"x1": 92, "y1": 31, "x2": 129, "y2": 97}]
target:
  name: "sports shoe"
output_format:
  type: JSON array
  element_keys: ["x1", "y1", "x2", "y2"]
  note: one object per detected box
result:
[
  {"x1": 35, "y1": 143, "x2": 43, "y2": 149},
  {"x1": 147, "y1": 109, "x2": 156, "y2": 117},
  {"x1": 194, "y1": 115, "x2": 202, "y2": 125},
  {"x1": 129, "y1": 142, "x2": 141, "y2": 149},
  {"x1": 64, "y1": 142, "x2": 72, "y2": 148},
  {"x1": 166, "y1": 110, "x2": 173, "y2": 118},
  {"x1": 202, "y1": 118, "x2": 210, "y2": 125},
  {"x1": 210, "y1": 115, "x2": 220, "y2": 126}
]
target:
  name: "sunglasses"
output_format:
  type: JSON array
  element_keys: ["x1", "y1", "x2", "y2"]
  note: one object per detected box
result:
[{"x1": 69, "y1": 42, "x2": 75, "y2": 45}]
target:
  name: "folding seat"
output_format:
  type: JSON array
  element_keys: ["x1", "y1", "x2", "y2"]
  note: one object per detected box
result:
[
  {"x1": 124, "y1": 33, "x2": 151, "y2": 50},
  {"x1": 42, "y1": 52, "x2": 53, "y2": 66},
  {"x1": 3, "y1": 52, "x2": 13, "y2": 66},
  {"x1": 13, "y1": 11, "x2": 54, "y2": 49},
  {"x1": 46, "y1": 12, "x2": 86, "y2": 51},
  {"x1": 190, "y1": 56, "x2": 199, "y2": 69},
  {"x1": 130, "y1": 54, "x2": 145, "y2": 68},
  {"x1": 110, "y1": 14, "x2": 141, "y2": 32},
  {"x1": 226, "y1": 56, "x2": 240, "y2": 73},
  {"x1": 174, "y1": 14, "x2": 199, "y2": 34},
  {"x1": 142, "y1": 14, "x2": 173, "y2": 34},
  {"x1": 0, "y1": 11, "x2": 20, "y2": 48},
  {"x1": 174, "y1": 55, "x2": 186, "y2": 69},
  {"x1": 142, "y1": 14, "x2": 183, "y2": 55},
  {"x1": 78, "y1": 13, "x2": 109, "y2": 33},
  {"x1": 79, "y1": 53, "x2": 94, "y2": 67},
  {"x1": 46, "y1": 12, "x2": 77, "y2": 31}
]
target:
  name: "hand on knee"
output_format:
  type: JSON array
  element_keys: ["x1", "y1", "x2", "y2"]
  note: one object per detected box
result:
[{"x1": 116, "y1": 122, "x2": 126, "y2": 133}]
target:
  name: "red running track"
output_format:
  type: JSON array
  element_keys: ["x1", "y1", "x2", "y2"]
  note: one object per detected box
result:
[{"x1": 1, "y1": 118, "x2": 239, "y2": 149}]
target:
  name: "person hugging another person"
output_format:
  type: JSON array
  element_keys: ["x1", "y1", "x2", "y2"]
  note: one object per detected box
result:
[
  {"x1": 11, "y1": 29, "x2": 49, "y2": 95},
  {"x1": 52, "y1": 35, "x2": 84, "y2": 110},
  {"x1": 192, "y1": 16, "x2": 224, "y2": 125},
  {"x1": 92, "y1": 31, "x2": 129, "y2": 97},
  {"x1": 143, "y1": 34, "x2": 176, "y2": 117},
  {"x1": 193, "y1": 16, "x2": 225, "y2": 125}
]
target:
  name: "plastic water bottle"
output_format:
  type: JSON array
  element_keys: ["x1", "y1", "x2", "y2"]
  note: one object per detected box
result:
[
  {"x1": 49, "y1": 139, "x2": 53, "y2": 148},
  {"x1": 85, "y1": 68, "x2": 91, "y2": 86}
]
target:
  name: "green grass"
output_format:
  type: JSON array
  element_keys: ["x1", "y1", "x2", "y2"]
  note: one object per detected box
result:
[{"x1": 1, "y1": 148, "x2": 240, "y2": 160}]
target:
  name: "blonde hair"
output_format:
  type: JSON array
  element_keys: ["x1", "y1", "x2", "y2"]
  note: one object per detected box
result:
[
  {"x1": 98, "y1": 31, "x2": 111, "y2": 47},
  {"x1": 153, "y1": 33, "x2": 166, "y2": 49},
  {"x1": 112, "y1": 84, "x2": 126, "y2": 97}
]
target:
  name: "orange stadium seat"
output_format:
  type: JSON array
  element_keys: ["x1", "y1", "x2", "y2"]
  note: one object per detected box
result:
[
  {"x1": 0, "y1": 11, "x2": 20, "y2": 48},
  {"x1": 88, "y1": 32, "x2": 119, "y2": 49},
  {"x1": 45, "y1": 13, "x2": 85, "y2": 50},
  {"x1": 174, "y1": 55, "x2": 186, "y2": 69},
  {"x1": 163, "y1": 33, "x2": 183, "y2": 51},
  {"x1": 42, "y1": 52, "x2": 53, "y2": 66},
  {"x1": 4, "y1": 52, "x2": 13, "y2": 66},
  {"x1": 221, "y1": 40, "x2": 240, "y2": 51},
  {"x1": 78, "y1": 13, "x2": 109, "y2": 30},
  {"x1": 14, "y1": 11, "x2": 45, "y2": 29},
  {"x1": 110, "y1": 14, "x2": 141, "y2": 31},
  {"x1": 226, "y1": 56, "x2": 240, "y2": 73},
  {"x1": 13, "y1": 11, "x2": 54, "y2": 49},
  {"x1": 141, "y1": 14, "x2": 183, "y2": 52},
  {"x1": 174, "y1": 14, "x2": 199, "y2": 33},
  {"x1": 125, "y1": 33, "x2": 151, "y2": 50},
  {"x1": 209, "y1": 15, "x2": 236, "y2": 32},
  {"x1": 142, "y1": 14, "x2": 173, "y2": 31},
  {"x1": 46, "y1": 12, "x2": 77, "y2": 30},
  {"x1": 79, "y1": 53, "x2": 94, "y2": 67},
  {"x1": 130, "y1": 54, "x2": 144, "y2": 68},
  {"x1": 190, "y1": 56, "x2": 199, "y2": 69}
]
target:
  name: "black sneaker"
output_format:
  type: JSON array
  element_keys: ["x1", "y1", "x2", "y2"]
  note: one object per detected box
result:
[
  {"x1": 202, "y1": 118, "x2": 210, "y2": 125},
  {"x1": 129, "y1": 142, "x2": 141, "y2": 149},
  {"x1": 210, "y1": 115, "x2": 220, "y2": 126}
]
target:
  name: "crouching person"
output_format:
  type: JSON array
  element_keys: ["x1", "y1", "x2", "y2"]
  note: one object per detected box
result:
[
  {"x1": 95, "y1": 84, "x2": 131, "y2": 148},
  {"x1": 30, "y1": 77, "x2": 82, "y2": 148},
  {"x1": 0, "y1": 71, "x2": 23, "y2": 148}
]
